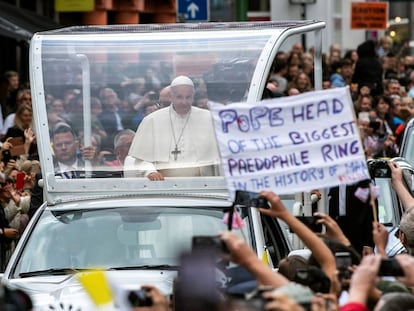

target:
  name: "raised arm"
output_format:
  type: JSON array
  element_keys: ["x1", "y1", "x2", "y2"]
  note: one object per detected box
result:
[
  {"x1": 259, "y1": 191, "x2": 338, "y2": 293},
  {"x1": 341, "y1": 254, "x2": 381, "y2": 311},
  {"x1": 220, "y1": 231, "x2": 289, "y2": 288},
  {"x1": 389, "y1": 161, "x2": 414, "y2": 212}
]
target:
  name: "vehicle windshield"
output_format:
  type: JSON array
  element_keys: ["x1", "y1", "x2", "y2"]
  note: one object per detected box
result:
[{"x1": 13, "y1": 206, "x2": 250, "y2": 276}]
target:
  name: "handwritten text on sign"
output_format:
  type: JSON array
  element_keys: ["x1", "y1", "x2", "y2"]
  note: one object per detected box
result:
[{"x1": 210, "y1": 87, "x2": 370, "y2": 195}]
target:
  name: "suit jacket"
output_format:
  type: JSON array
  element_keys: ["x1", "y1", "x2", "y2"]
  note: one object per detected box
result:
[
  {"x1": 53, "y1": 157, "x2": 86, "y2": 179},
  {"x1": 98, "y1": 110, "x2": 124, "y2": 150},
  {"x1": 328, "y1": 179, "x2": 375, "y2": 255},
  {"x1": 53, "y1": 157, "x2": 122, "y2": 179}
]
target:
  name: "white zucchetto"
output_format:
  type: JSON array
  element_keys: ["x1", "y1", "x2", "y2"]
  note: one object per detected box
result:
[{"x1": 170, "y1": 75, "x2": 194, "y2": 88}]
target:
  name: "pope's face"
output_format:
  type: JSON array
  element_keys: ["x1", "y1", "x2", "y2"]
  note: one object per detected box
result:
[{"x1": 170, "y1": 85, "x2": 194, "y2": 115}]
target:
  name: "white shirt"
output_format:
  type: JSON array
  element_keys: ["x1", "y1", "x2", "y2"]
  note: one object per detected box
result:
[
  {"x1": 1, "y1": 113, "x2": 14, "y2": 135},
  {"x1": 57, "y1": 160, "x2": 79, "y2": 178}
]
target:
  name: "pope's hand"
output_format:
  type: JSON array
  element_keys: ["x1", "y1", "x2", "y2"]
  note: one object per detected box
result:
[{"x1": 148, "y1": 172, "x2": 164, "y2": 181}]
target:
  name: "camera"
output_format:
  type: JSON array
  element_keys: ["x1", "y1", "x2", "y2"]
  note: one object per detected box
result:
[
  {"x1": 128, "y1": 289, "x2": 153, "y2": 307},
  {"x1": 234, "y1": 190, "x2": 269, "y2": 208},
  {"x1": 367, "y1": 159, "x2": 391, "y2": 178},
  {"x1": 147, "y1": 92, "x2": 158, "y2": 101},
  {"x1": 192, "y1": 236, "x2": 228, "y2": 254},
  {"x1": 244, "y1": 286, "x2": 275, "y2": 310},
  {"x1": 368, "y1": 120, "x2": 381, "y2": 130},
  {"x1": 294, "y1": 266, "x2": 331, "y2": 293},
  {"x1": 378, "y1": 258, "x2": 404, "y2": 276}
]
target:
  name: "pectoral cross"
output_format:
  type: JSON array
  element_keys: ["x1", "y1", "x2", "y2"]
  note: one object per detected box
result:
[{"x1": 171, "y1": 145, "x2": 181, "y2": 161}]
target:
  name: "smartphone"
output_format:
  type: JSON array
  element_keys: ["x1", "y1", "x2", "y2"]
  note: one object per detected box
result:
[
  {"x1": 192, "y1": 236, "x2": 228, "y2": 254},
  {"x1": 16, "y1": 172, "x2": 25, "y2": 191},
  {"x1": 295, "y1": 216, "x2": 322, "y2": 233},
  {"x1": 2, "y1": 150, "x2": 11, "y2": 164},
  {"x1": 378, "y1": 258, "x2": 404, "y2": 276},
  {"x1": 103, "y1": 153, "x2": 117, "y2": 162},
  {"x1": 335, "y1": 252, "x2": 352, "y2": 279},
  {"x1": 234, "y1": 190, "x2": 269, "y2": 208}
]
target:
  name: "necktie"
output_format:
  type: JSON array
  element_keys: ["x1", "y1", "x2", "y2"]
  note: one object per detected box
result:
[{"x1": 64, "y1": 167, "x2": 76, "y2": 179}]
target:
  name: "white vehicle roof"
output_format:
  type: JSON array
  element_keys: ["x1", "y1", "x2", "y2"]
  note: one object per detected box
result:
[{"x1": 30, "y1": 20, "x2": 326, "y2": 205}]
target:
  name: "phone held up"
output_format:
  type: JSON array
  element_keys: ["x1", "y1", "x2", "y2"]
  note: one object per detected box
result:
[
  {"x1": 234, "y1": 190, "x2": 269, "y2": 209},
  {"x1": 15, "y1": 172, "x2": 25, "y2": 191},
  {"x1": 378, "y1": 258, "x2": 404, "y2": 277},
  {"x1": 295, "y1": 215, "x2": 323, "y2": 233},
  {"x1": 335, "y1": 252, "x2": 352, "y2": 280}
]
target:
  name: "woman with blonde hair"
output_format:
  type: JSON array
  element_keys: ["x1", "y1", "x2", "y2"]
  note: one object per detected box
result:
[
  {"x1": 3, "y1": 105, "x2": 37, "y2": 160},
  {"x1": 286, "y1": 72, "x2": 313, "y2": 94}
]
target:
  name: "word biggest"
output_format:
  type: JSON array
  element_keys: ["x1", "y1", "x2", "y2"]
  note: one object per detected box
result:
[{"x1": 218, "y1": 98, "x2": 344, "y2": 133}]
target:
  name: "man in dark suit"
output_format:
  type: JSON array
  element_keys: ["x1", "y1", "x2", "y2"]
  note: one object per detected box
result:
[
  {"x1": 328, "y1": 179, "x2": 375, "y2": 255},
  {"x1": 98, "y1": 88, "x2": 124, "y2": 151},
  {"x1": 51, "y1": 124, "x2": 95, "y2": 178}
]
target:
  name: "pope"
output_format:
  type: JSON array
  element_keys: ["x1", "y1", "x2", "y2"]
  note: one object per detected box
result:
[{"x1": 127, "y1": 75, "x2": 220, "y2": 180}]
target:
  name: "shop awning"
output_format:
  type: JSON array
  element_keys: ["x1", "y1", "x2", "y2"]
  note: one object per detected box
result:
[{"x1": 0, "y1": 2, "x2": 61, "y2": 42}]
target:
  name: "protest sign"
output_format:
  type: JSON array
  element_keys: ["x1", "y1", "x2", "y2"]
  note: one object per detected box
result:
[{"x1": 210, "y1": 87, "x2": 370, "y2": 197}]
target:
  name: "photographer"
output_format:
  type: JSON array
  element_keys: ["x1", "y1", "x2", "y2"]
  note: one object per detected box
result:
[
  {"x1": 258, "y1": 191, "x2": 340, "y2": 296},
  {"x1": 221, "y1": 231, "x2": 341, "y2": 311},
  {"x1": 340, "y1": 253, "x2": 414, "y2": 311},
  {"x1": 221, "y1": 231, "x2": 290, "y2": 288},
  {"x1": 340, "y1": 254, "x2": 382, "y2": 311}
]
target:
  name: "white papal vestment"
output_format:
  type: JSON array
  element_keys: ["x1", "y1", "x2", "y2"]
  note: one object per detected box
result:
[{"x1": 128, "y1": 105, "x2": 220, "y2": 177}]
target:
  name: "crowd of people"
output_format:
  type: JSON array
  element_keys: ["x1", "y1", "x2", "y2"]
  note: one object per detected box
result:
[
  {"x1": 121, "y1": 160, "x2": 414, "y2": 311},
  {"x1": 266, "y1": 37, "x2": 414, "y2": 161},
  {"x1": 1, "y1": 34, "x2": 414, "y2": 310}
]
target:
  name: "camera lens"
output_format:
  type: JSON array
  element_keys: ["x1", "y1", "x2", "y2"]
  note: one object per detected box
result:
[{"x1": 128, "y1": 289, "x2": 152, "y2": 307}]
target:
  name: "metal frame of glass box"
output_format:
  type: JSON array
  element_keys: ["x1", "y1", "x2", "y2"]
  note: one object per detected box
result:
[{"x1": 29, "y1": 20, "x2": 326, "y2": 205}]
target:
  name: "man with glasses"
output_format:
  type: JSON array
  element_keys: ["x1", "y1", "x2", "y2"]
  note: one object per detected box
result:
[
  {"x1": 51, "y1": 124, "x2": 96, "y2": 178},
  {"x1": 385, "y1": 79, "x2": 402, "y2": 96}
]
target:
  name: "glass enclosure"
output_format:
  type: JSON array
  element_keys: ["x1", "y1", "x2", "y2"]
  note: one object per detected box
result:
[{"x1": 30, "y1": 21, "x2": 325, "y2": 202}]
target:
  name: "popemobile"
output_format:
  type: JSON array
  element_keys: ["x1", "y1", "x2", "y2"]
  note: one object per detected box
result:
[{"x1": 0, "y1": 20, "x2": 337, "y2": 310}]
